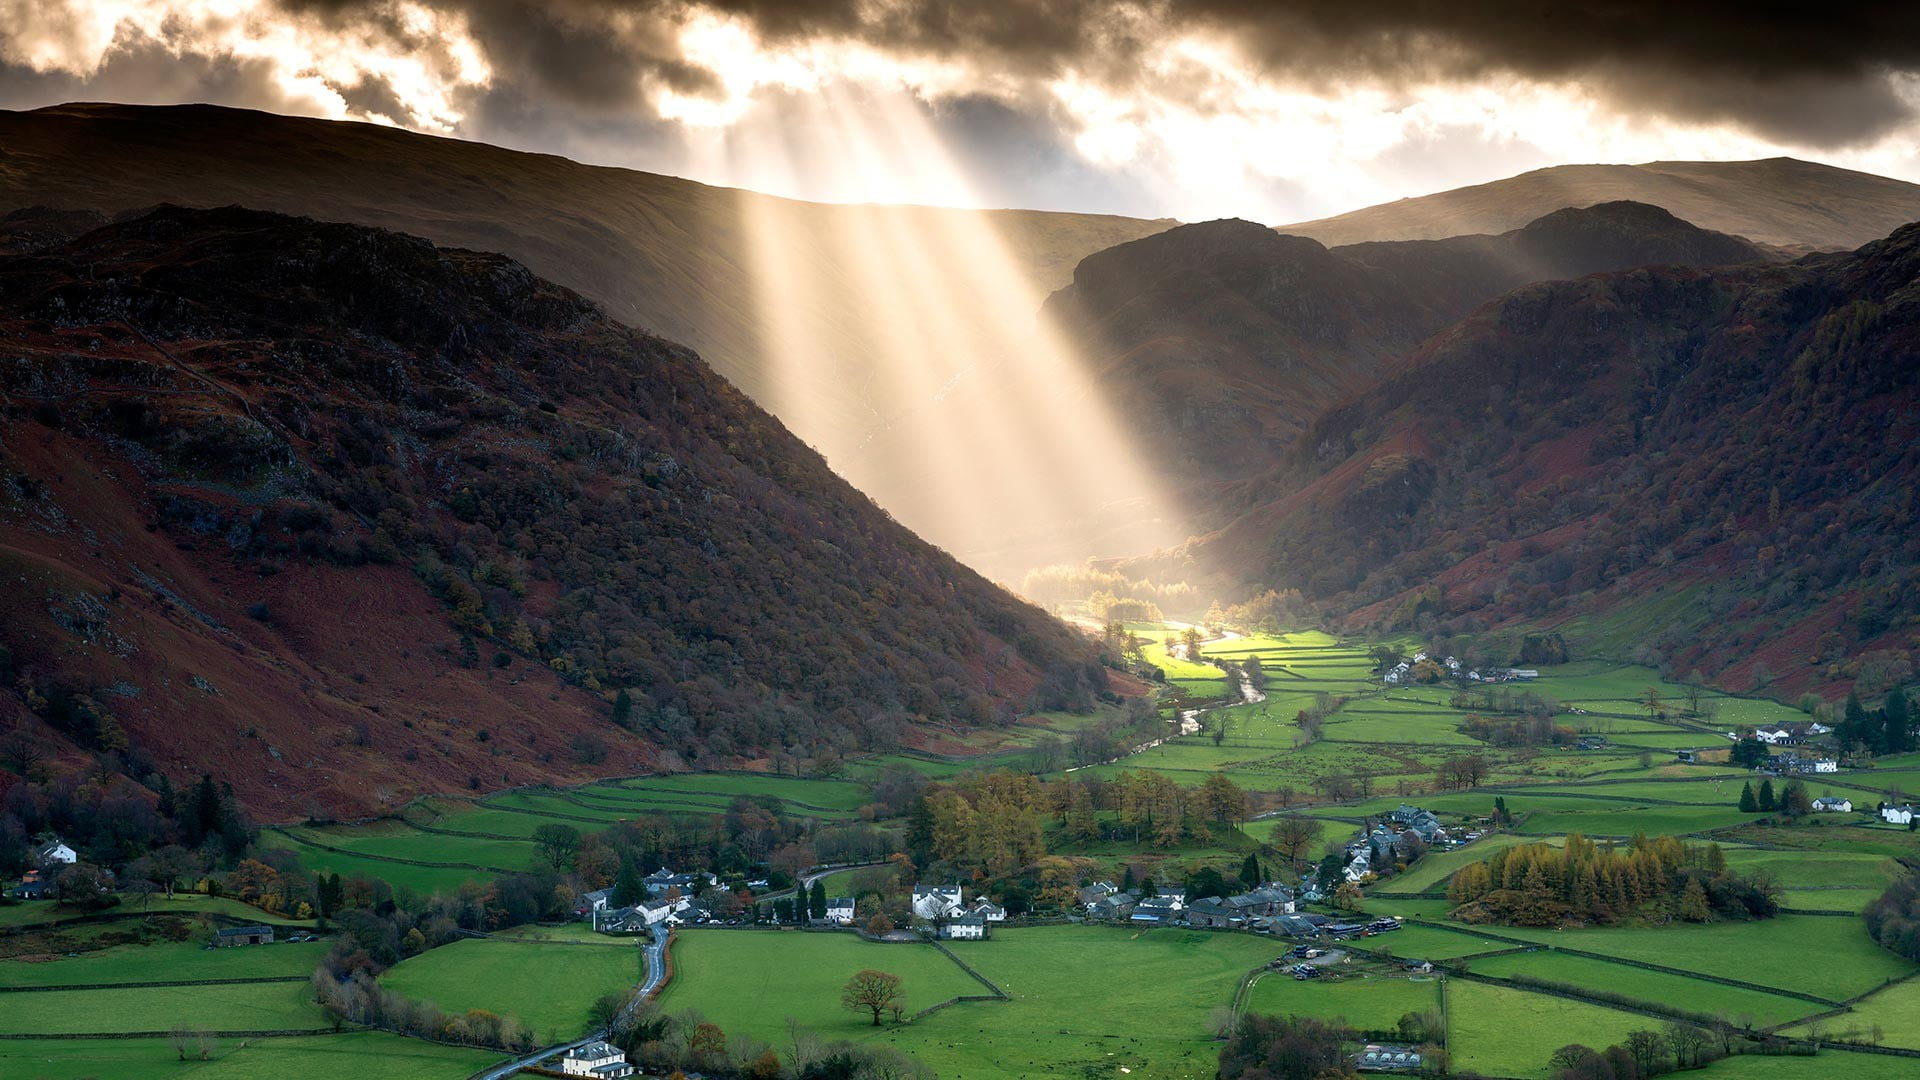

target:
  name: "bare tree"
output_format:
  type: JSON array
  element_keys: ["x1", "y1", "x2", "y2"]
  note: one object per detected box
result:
[{"x1": 841, "y1": 969, "x2": 904, "y2": 1026}]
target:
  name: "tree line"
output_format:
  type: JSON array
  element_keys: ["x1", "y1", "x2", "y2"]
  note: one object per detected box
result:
[{"x1": 1447, "y1": 834, "x2": 1778, "y2": 927}]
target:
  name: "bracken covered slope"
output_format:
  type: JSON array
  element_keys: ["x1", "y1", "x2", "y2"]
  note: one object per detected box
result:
[
  {"x1": 1134, "y1": 221, "x2": 1920, "y2": 697},
  {"x1": 0, "y1": 207, "x2": 1111, "y2": 819},
  {"x1": 1045, "y1": 201, "x2": 1765, "y2": 486},
  {"x1": 0, "y1": 102, "x2": 1171, "y2": 468}
]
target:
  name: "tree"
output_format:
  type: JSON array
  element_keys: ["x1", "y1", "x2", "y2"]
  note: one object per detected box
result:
[
  {"x1": 1269, "y1": 817, "x2": 1324, "y2": 871},
  {"x1": 611, "y1": 688, "x2": 634, "y2": 728},
  {"x1": 841, "y1": 969, "x2": 904, "y2": 1026},
  {"x1": 611, "y1": 855, "x2": 646, "y2": 908},
  {"x1": 1757, "y1": 779, "x2": 1777, "y2": 813},
  {"x1": 1640, "y1": 687, "x2": 1665, "y2": 720},
  {"x1": 532, "y1": 824, "x2": 581, "y2": 871},
  {"x1": 1780, "y1": 780, "x2": 1813, "y2": 818},
  {"x1": 1624, "y1": 1029, "x2": 1668, "y2": 1075},
  {"x1": 809, "y1": 880, "x2": 828, "y2": 921},
  {"x1": 1730, "y1": 738, "x2": 1770, "y2": 769},
  {"x1": 866, "y1": 912, "x2": 894, "y2": 936},
  {"x1": 1677, "y1": 877, "x2": 1712, "y2": 921},
  {"x1": 1239, "y1": 853, "x2": 1262, "y2": 888},
  {"x1": 1663, "y1": 1022, "x2": 1709, "y2": 1069},
  {"x1": 1738, "y1": 782, "x2": 1758, "y2": 813},
  {"x1": 1218, "y1": 1013, "x2": 1358, "y2": 1080}
]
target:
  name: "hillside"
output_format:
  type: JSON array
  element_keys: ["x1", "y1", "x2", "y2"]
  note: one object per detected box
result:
[
  {"x1": 1043, "y1": 202, "x2": 1766, "y2": 486},
  {"x1": 0, "y1": 206, "x2": 1115, "y2": 819},
  {"x1": 1281, "y1": 158, "x2": 1920, "y2": 252},
  {"x1": 1131, "y1": 221, "x2": 1920, "y2": 698},
  {"x1": 0, "y1": 103, "x2": 1172, "y2": 544}
]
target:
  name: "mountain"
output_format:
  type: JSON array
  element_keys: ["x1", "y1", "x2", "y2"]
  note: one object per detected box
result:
[
  {"x1": 1129, "y1": 220, "x2": 1920, "y2": 698},
  {"x1": 0, "y1": 103, "x2": 1173, "y2": 565},
  {"x1": 1043, "y1": 201, "x2": 1766, "y2": 487},
  {"x1": 1280, "y1": 158, "x2": 1920, "y2": 253},
  {"x1": 0, "y1": 206, "x2": 1117, "y2": 819}
]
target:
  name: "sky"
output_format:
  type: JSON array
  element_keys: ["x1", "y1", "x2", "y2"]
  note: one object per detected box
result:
[{"x1": 3, "y1": 2, "x2": 1920, "y2": 223}]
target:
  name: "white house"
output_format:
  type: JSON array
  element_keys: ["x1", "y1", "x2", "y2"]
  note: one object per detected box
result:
[
  {"x1": 969, "y1": 899, "x2": 1007, "y2": 921},
  {"x1": 1754, "y1": 727, "x2": 1795, "y2": 745},
  {"x1": 912, "y1": 884, "x2": 964, "y2": 920},
  {"x1": 1812, "y1": 759, "x2": 1839, "y2": 774},
  {"x1": 825, "y1": 896, "x2": 856, "y2": 925},
  {"x1": 1812, "y1": 797, "x2": 1852, "y2": 813},
  {"x1": 561, "y1": 1040, "x2": 633, "y2": 1078},
  {"x1": 1882, "y1": 804, "x2": 1915, "y2": 826},
  {"x1": 939, "y1": 913, "x2": 988, "y2": 940},
  {"x1": 34, "y1": 840, "x2": 76, "y2": 868}
]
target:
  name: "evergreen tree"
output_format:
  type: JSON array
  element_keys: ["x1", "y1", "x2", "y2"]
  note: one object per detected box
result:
[
  {"x1": 1677, "y1": 877, "x2": 1712, "y2": 921},
  {"x1": 809, "y1": 880, "x2": 828, "y2": 920},
  {"x1": 1757, "y1": 779, "x2": 1777, "y2": 813},
  {"x1": 1844, "y1": 692, "x2": 1877, "y2": 753},
  {"x1": 1121, "y1": 865, "x2": 1135, "y2": 892},
  {"x1": 1240, "y1": 853, "x2": 1262, "y2": 888},
  {"x1": 611, "y1": 854, "x2": 645, "y2": 908},
  {"x1": 1738, "y1": 782, "x2": 1758, "y2": 813},
  {"x1": 1316, "y1": 853, "x2": 1343, "y2": 894},
  {"x1": 1884, "y1": 690, "x2": 1912, "y2": 754},
  {"x1": 611, "y1": 688, "x2": 634, "y2": 728},
  {"x1": 1492, "y1": 796, "x2": 1510, "y2": 826},
  {"x1": 191, "y1": 774, "x2": 222, "y2": 842},
  {"x1": 155, "y1": 775, "x2": 178, "y2": 820}
]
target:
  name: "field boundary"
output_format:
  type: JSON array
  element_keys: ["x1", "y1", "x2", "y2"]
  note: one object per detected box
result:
[
  {"x1": 268, "y1": 826, "x2": 522, "y2": 874},
  {"x1": 926, "y1": 941, "x2": 1008, "y2": 1000},
  {"x1": 0, "y1": 974, "x2": 311, "y2": 992},
  {"x1": 0, "y1": 1027, "x2": 339, "y2": 1040}
]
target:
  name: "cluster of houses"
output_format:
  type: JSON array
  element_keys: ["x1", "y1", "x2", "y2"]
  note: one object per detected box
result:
[
  {"x1": 577, "y1": 868, "x2": 717, "y2": 935},
  {"x1": 904, "y1": 883, "x2": 1005, "y2": 939},
  {"x1": 1381, "y1": 652, "x2": 1537, "y2": 686},
  {"x1": 1880, "y1": 803, "x2": 1916, "y2": 825},
  {"x1": 1077, "y1": 879, "x2": 1313, "y2": 933},
  {"x1": 1343, "y1": 805, "x2": 1453, "y2": 884},
  {"x1": 1750, "y1": 722, "x2": 1833, "y2": 745}
]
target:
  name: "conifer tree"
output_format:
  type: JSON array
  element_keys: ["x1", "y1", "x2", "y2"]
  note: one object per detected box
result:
[
  {"x1": 1738, "y1": 782, "x2": 1758, "y2": 813},
  {"x1": 1757, "y1": 779, "x2": 1777, "y2": 813}
]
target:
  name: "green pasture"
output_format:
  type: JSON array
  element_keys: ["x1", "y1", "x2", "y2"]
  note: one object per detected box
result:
[
  {"x1": 0, "y1": 937, "x2": 331, "y2": 987},
  {"x1": 260, "y1": 831, "x2": 495, "y2": 896},
  {"x1": 1781, "y1": 976, "x2": 1920, "y2": 1048},
  {"x1": 1445, "y1": 979, "x2": 1650, "y2": 1078},
  {"x1": 0, "y1": 1031, "x2": 504, "y2": 1080},
  {"x1": 381, "y1": 937, "x2": 645, "y2": 1041},
  {"x1": 1242, "y1": 968, "x2": 1438, "y2": 1031},
  {"x1": 1465, "y1": 949, "x2": 1821, "y2": 1027},
  {"x1": 0, "y1": 979, "x2": 324, "y2": 1035}
]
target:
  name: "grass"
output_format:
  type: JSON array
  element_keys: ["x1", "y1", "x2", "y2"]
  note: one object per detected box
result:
[
  {"x1": 0, "y1": 893, "x2": 310, "y2": 930},
  {"x1": 260, "y1": 831, "x2": 495, "y2": 896},
  {"x1": 1465, "y1": 950, "x2": 1822, "y2": 1027},
  {"x1": 1439, "y1": 915, "x2": 1913, "y2": 1001},
  {"x1": 0, "y1": 979, "x2": 325, "y2": 1034},
  {"x1": 0, "y1": 938, "x2": 332, "y2": 987},
  {"x1": 1445, "y1": 979, "x2": 1651, "y2": 1078},
  {"x1": 1779, "y1": 976, "x2": 1920, "y2": 1048},
  {"x1": 656, "y1": 930, "x2": 984, "y2": 1038},
  {"x1": 1242, "y1": 969, "x2": 1438, "y2": 1031},
  {"x1": 0, "y1": 1031, "x2": 504, "y2": 1079},
  {"x1": 380, "y1": 936, "x2": 646, "y2": 1041}
]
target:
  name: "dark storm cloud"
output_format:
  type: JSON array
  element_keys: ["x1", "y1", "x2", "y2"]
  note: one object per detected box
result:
[{"x1": 296, "y1": 0, "x2": 1918, "y2": 146}]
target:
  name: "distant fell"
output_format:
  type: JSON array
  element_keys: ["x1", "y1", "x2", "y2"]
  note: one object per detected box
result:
[{"x1": 1281, "y1": 158, "x2": 1920, "y2": 252}]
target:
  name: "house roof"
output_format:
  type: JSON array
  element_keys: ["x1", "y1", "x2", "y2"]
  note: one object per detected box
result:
[
  {"x1": 215, "y1": 925, "x2": 272, "y2": 936},
  {"x1": 566, "y1": 1040, "x2": 625, "y2": 1060}
]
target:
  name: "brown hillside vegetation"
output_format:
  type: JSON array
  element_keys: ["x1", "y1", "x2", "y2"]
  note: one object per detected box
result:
[
  {"x1": 1130, "y1": 220, "x2": 1920, "y2": 698},
  {"x1": 1045, "y1": 201, "x2": 1764, "y2": 489},
  {"x1": 1280, "y1": 158, "x2": 1920, "y2": 252},
  {"x1": 0, "y1": 206, "x2": 1114, "y2": 818},
  {"x1": 0, "y1": 102, "x2": 1171, "y2": 469}
]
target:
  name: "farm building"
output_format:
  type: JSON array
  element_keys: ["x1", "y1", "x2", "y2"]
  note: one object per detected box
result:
[
  {"x1": 1356, "y1": 1044, "x2": 1424, "y2": 1072},
  {"x1": 1089, "y1": 893, "x2": 1136, "y2": 920},
  {"x1": 1676, "y1": 747, "x2": 1731, "y2": 764},
  {"x1": 561, "y1": 1040, "x2": 633, "y2": 1078},
  {"x1": 913, "y1": 883, "x2": 964, "y2": 920},
  {"x1": 825, "y1": 897, "x2": 855, "y2": 925},
  {"x1": 969, "y1": 899, "x2": 1007, "y2": 921},
  {"x1": 1812, "y1": 797, "x2": 1853, "y2": 813},
  {"x1": 1881, "y1": 804, "x2": 1915, "y2": 825},
  {"x1": 214, "y1": 925, "x2": 274, "y2": 947},
  {"x1": 34, "y1": 839, "x2": 76, "y2": 867},
  {"x1": 1184, "y1": 897, "x2": 1244, "y2": 929},
  {"x1": 938, "y1": 914, "x2": 989, "y2": 940},
  {"x1": 1131, "y1": 896, "x2": 1180, "y2": 924}
]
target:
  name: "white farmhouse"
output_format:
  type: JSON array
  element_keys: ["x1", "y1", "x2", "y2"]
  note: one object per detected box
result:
[
  {"x1": 561, "y1": 1040, "x2": 633, "y2": 1078},
  {"x1": 825, "y1": 896, "x2": 856, "y2": 925},
  {"x1": 1812, "y1": 797, "x2": 1852, "y2": 813},
  {"x1": 912, "y1": 883, "x2": 964, "y2": 920},
  {"x1": 34, "y1": 839, "x2": 76, "y2": 868},
  {"x1": 1882, "y1": 804, "x2": 1915, "y2": 826}
]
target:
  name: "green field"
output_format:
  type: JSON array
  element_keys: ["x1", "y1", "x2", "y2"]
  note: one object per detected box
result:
[
  {"x1": 1780, "y1": 977, "x2": 1920, "y2": 1048},
  {"x1": 1445, "y1": 979, "x2": 1651, "y2": 1078},
  {"x1": 0, "y1": 1031, "x2": 504, "y2": 1079},
  {"x1": 381, "y1": 936, "x2": 646, "y2": 1041},
  {"x1": 0, "y1": 979, "x2": 325, "y2": 1035},
  {"x1": 1465, "y1": 949, "x2": 1822, "y2": 1027},
  {"x1": 1242, "y1": 969, "x2": 1438, "y2": 1031},
  {"x1": 661, "y1": 926, "x2": 1275, "y2": 1080},
  {"x1": 0, "y1": 938, "x2": 332, "y2": 987}
]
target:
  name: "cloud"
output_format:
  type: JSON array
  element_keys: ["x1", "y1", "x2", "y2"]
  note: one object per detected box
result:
[{"x1": 2, "y1": 1, "x2": 1919, "y2": 219}]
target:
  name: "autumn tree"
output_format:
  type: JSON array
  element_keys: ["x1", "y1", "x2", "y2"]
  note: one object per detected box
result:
[
  {"x1": 842, "y1": 969, "x2": 905, "y2": 1026},
  {"x1": 1269, "y1": 817, "x2": 1324, "y2": 871},
  {"x1": 533, "y1": 824, "x2": 581, "y2": 871}
]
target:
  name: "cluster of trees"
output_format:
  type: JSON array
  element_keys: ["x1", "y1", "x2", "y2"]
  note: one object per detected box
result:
[
  {"x1": 1833, "y1": 689, "x2": 1914, "y2": 758},
  {"x1": 1864, "y1": 873, "x2": 1920, "y2": 963},
  {"x1": 1735, "y1": 779, "x2": 1813, "y2": 817},
  {"x1": 905, "y1": 768, "x2": 1257, "y2": 878},
  {"x1": 1219, "y1": 589, "x2": 1315, "y2": 634},
  {"x1": 613, "y1": 1003, "x2": 934, "y2": 1080},
  {"x1": 1447, "y1": 834, "x2": 1778, "y2": 927},
  {"x1": 312, "y1": 968, "x2": 539, "y2": 1053},
  {"x1": 1458, "y1": 713, "x2": 1577, "y2": 748},
  {"x1": 1547, "y1": 1020, "x2": 1762, "y2": 1080},
  {"x1": 1019, "y1": 563, "x2": 1199, "y2": 618},
  {"x1": 1218, "y1": 1013, "x2": 1445, "y2": 1080}
]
